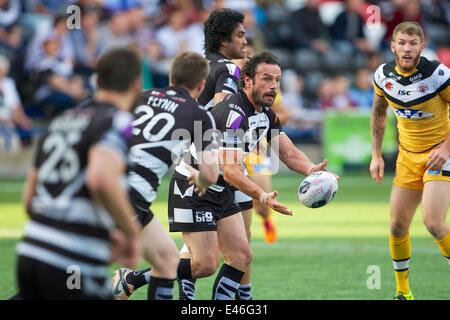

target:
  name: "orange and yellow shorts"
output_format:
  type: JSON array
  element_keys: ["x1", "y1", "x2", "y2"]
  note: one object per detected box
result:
[
  {"x1": 244, "y1": 152, "x2": 273, "y2": 177},
  {"x1": 394, "y1": 145, "x2": 450, "y2": 190}
]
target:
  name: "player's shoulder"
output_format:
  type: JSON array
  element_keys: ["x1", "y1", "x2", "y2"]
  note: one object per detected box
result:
[
  {"x1": 140, "y1": 86, "x2": 197, "y2": 110},
  {"x1": 416, "y1": 57, "x2": 449, "y2": 88},
  {"x1": 90, "y1": 102, "x2": 133, "y2": 139},
  {"x1": 211, "y1": 92, "x2": 247, "y2": 127},
  {"x1": 69, "y1": 99, "x2": 115, "y2": 126},
  {"x1": 208, "y1": 52, "x2": 240, "y2": 78},
  {"x1": 373, "y1": 61, "x2": 391, "y2": 80},
  {"x1": 416, "y1": 56, "x2": 442, "y2": 74},
  {"x1": 214, "y1": 92, "x2": 247, "y2": 115}
]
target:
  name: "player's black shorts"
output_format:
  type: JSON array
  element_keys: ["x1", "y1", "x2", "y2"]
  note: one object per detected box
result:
[
  {"x1": 129, "y1": 188, "x2": 155, "y2": 228},
  {"x1": 235, "y1": 190, "x2": 253, "y2": 211},
  {"x1": 17, "y1": 255, "x2": 113, "y2": 300},
  {"x1": 168, "y1": 172, "x2": 242, "y2": 232}
]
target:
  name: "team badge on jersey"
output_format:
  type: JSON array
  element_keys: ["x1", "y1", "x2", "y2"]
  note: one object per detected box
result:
[
  {"x1": 226, "y1": 63, "x2": 240, "y2": 78},
  {"x1": 418, "y1": 83, "x2": 428, "y2": 93},
  {"x1": 385, "y1": 81, "x2": 393, "y2": 91},
  {"x1": 226, "y1": 110, "x2": 243, "y2": 129}
]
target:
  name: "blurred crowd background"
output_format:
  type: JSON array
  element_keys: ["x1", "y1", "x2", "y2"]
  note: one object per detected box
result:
[{"x1": 0, "y1": 0, "x2": 449, "y2": 162}]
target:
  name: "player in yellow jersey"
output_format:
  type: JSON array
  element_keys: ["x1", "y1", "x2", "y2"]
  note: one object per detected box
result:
[{"x1": 370, "y1": 21, "x2": 450, "y2": 300}]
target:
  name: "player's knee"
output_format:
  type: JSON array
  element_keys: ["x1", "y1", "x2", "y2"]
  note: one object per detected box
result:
[
  {"x1": 423, "y1": 216, "x2": 446, "y2": 239},
  {"x1": 390, "y1": 220, "x2": 409, "y2": 237},
  {"x1": 144, "y1": 242, "x2": 180, "y2": 274},
  {"x1": 192, "y1": 254, "x2": 219, "y2": 277},
  {"x1": 227, "y1": 246, "x2": 253, "y2": 269}
]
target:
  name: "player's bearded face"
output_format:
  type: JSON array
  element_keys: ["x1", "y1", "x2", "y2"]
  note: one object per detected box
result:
[
  {"x1": 250, "y1": 64, "x2": 281, "y2": 107},
  {"x1": 391, "y1": 33, "x2": 424, "y2": 73}
]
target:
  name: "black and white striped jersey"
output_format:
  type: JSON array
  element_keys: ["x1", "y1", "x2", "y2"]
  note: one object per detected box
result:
[
  {"x1": 198, "y1": 52, "x2": 241, "y2": 110},
  {"x1": 18, "y1": 100, "x2": 133, "y2": 276},
  {"x1": 128, "y1": 86, "x2": 216, "y2": 207},
  {"x1": 176, "y1": 90, "x2": 282, "y2": 191}
]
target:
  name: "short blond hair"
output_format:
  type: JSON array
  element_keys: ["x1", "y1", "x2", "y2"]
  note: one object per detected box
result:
[{"x1": 392, "y1": 21, "x2": 424, "y2": 42}]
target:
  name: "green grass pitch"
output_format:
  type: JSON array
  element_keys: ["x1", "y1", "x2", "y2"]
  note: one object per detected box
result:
[{"x1": 1, "y1": 173, "x2": 449, "y2": 300}]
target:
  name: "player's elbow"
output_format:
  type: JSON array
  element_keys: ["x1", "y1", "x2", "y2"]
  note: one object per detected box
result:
[{"x1": 86, "y1": 171, "x2": 105, "y2": 195}]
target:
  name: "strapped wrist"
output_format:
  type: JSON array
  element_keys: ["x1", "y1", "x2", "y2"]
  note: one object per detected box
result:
[{"x1": 259, "y1": 191, "x2": 269, "y2": 205}]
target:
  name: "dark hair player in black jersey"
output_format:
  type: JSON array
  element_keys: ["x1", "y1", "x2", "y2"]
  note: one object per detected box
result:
[
  {"x1": 172, "y1": 51, "x2": 337, "y2": 300},
  {"x1": 178, "y1": 8, "x2": 257, "y2": 300},
  {"x1": 198, "y1": 8, "x2": 247, "y2": 109},
  {"x1": 16, "y1": 48, "x2": 142, "y2": 300},
  {"x1": 111, "y1": 51, "x2": 219, "y2": 300}
]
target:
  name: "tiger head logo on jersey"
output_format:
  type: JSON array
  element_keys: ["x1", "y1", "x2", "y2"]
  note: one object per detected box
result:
[
  {"x1": 418, "y1": 83, "x2": 428, "y2": 93},
  {"x1": 385, "y1": 81, "x2": 393, "y2": 91}
]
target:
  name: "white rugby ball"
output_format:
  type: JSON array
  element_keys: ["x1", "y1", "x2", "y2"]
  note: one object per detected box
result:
[{"x1": 298, "y1": 171, "x2": 338, "y2": 208}]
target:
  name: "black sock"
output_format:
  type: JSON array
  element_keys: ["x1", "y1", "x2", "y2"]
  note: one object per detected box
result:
[
  {"x1": 212, "y1": 264, "x2": 244, "y2": 300},
  {"x1": 177, "y1": 258, "x2": 196, "y2": 300},
  {"x1": 237, "y1": 284, "x2": 253, "y2": 300},
  {"x1": 125, "y1": 267, "x2": 151, "y2": 289},
  {"x1": 147, "y1": 276, "x2": 175, "y2": 300}
]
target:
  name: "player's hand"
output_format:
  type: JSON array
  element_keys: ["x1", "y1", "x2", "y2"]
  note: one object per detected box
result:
[
  {"x1": 308, "y1": 159, "x2": 340, "y2": 180},
  {"x1": 185, "y1": 165, "x2": 207, "y2": 196},
  {"x1": 427, "y1": 147, "x2": 449, "y2": 171},
  {"x1": 370, "y1": 156, "x2": 385, "y2": 183},
  {"x1": 263, "y1": 191, "x2": 293, "y2": 216},
  {"x1": 109, "y1": 229, "x2": 126, "y2": 264}
]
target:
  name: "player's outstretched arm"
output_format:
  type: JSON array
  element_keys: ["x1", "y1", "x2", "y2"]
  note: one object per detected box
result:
[
  {"x1": 272, "y1": 133, "x2": 319, "y2": 175},
  {"x1": 220, "y1": 148, "x2": 292, "y2": 216},
  {"x1": 370, "y1": 93, "x2": 389, "y2": 183}
]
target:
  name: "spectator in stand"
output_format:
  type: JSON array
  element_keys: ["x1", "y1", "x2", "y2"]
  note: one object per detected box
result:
[
  {"x1": 70, "y1": 5, "x2": 101, "y2": 76},
  {"x1": 242, "y1": 10, "x2": 266, "y2": 53},
  {"x1": 349, "y1": 68, "x2": 374, "y2": 109},
  {"x1": 0, "y1": 0, "x2": 20, "y2": 29},
  {"x1": 366, "y1": 52, "x2": 383, "y2": 73},
  {"x1": 96, "y1": 12, "x2": 133, "y2": 55},
  {"x1": 281, "y1": 69, "x2": 322, "y2": 143},
  {"x1": 155, "y1": 9, "x2": 190, "y2": 59},
  {"x1": 381, "y1": 0, "x2": 423, "y2": 49},
  {"x1": 422, "y1": 0, "x2": 450, "y2": 47},
  {"x1": 31, "y1": 36, "x2": 88, "y2": 118},
  {"x1": 314, "y1": 78, "x2": 335, "y2": 110},
  {"x1": 330, "y1": 0, "x2": 373, "y2": 55},
  {"x1": 185, "y1": 7, "x2": 212, "y2": 55},
  {"x1": 0, "y1": 55, "x2": 33, "y2": 153},
  {"x1": 330, "y1": 75, "x2": 356, "y2": 111},
  {"x1": 25, "y1": 15, "x2": 74, "y2": 74},
  {"x1": 288, "y1": 0, "x2": 330, "y2": 53}
]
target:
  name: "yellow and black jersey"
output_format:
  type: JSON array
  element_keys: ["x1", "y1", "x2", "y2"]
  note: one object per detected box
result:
[{"x1": 373, "y1": 57, "x2": 450, "y2": 153}]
